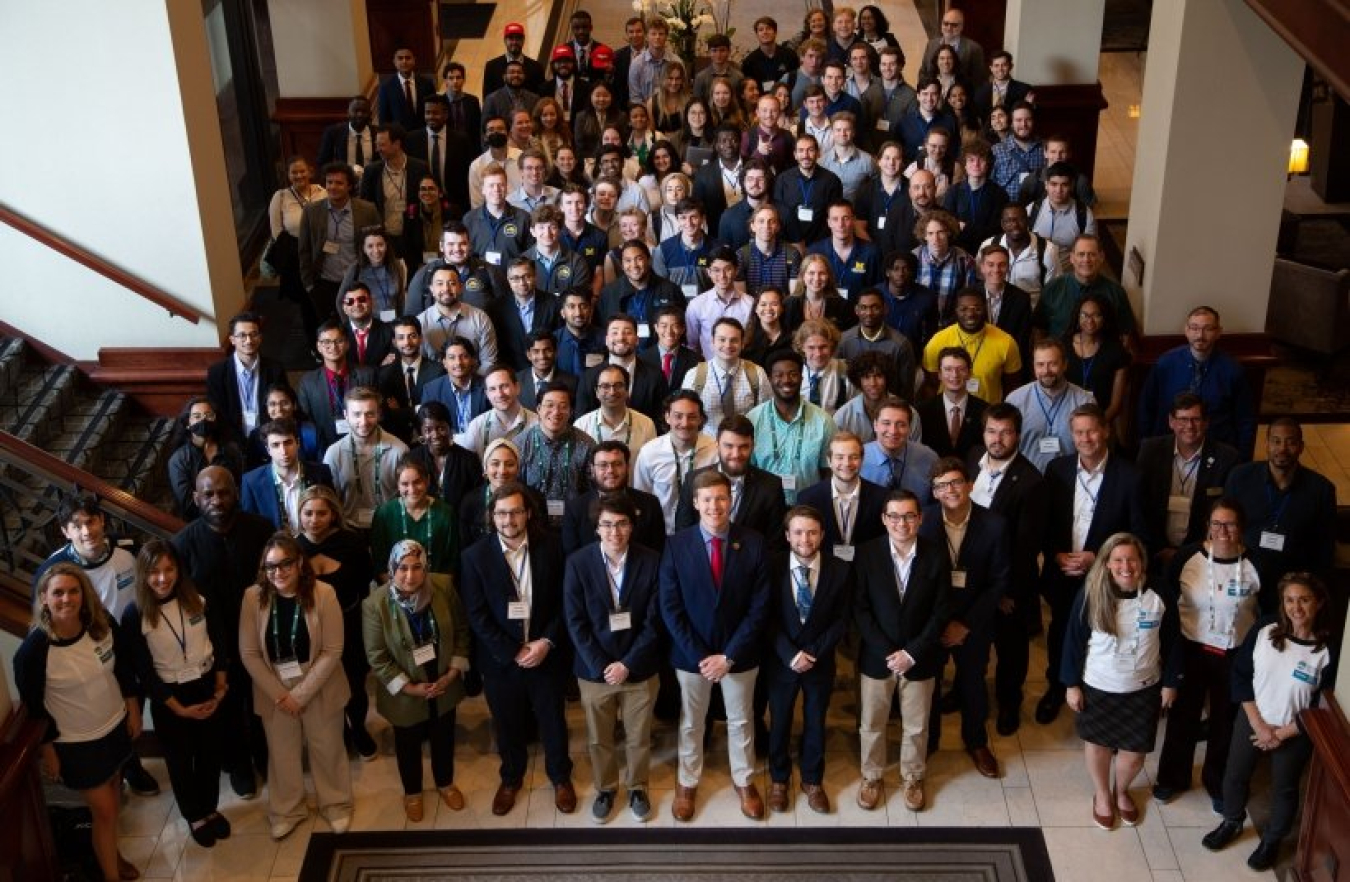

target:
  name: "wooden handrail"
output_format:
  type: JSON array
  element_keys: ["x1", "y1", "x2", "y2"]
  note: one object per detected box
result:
[{"x1": 0, "y1": 202, "x2": 204, "y2": 325}]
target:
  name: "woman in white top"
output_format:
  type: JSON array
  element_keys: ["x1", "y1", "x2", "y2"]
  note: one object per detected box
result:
[
  {"x1": 1062, "y1": 533, "x2": 1178, "y2": 831},
  {"x1": 644, "y1": 167, "x2": 691, "y2": 244},
  {"x1": 1202, "y1": 572, "x2": 1337, "y2": 871},
  {"x1": 267, "y1": 156, "x2": 327, "y2": 304}
]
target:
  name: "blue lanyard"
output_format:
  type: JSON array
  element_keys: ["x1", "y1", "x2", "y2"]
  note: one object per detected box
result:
[
  {"x1": 483, "y1": 207, "x2": 507, "y2": 242},
  {"x1": 880, "y1": 186, "x2": 898, "y2": 215},
  {"x1": 1264, "y1": 482, "x2": 1292, "y2": 529},
  {"x1": 629, "y1": 286, "x2": 652, "y2": 321},
  {"x1": 798, "y1": 175, "x2": 815, "y2": 207},
  {"x1": 1034, "y1": 385, "x2": 1068, "y2": 430},
  {"x1": 453, "y1": 387, "x2": 473, "y2": 431}
]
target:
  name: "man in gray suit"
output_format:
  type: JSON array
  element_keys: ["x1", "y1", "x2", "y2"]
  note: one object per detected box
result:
[{"x1": 298, "y1": 163, "x2": 380, "y2": 336}]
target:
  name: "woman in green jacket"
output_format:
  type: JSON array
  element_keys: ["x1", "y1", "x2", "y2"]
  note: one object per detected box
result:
[{"x1": 362, "y1": 539, "x2": 470, "y2": 821}]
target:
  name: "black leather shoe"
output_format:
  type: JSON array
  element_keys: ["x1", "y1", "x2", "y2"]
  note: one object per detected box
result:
[
  {"x1": 1201, "y1": 819, "x2": 1243, "y2": 851},
  {"x1": 939, "y1": 690, "x2": 961, "y2": 714},
  {"x1": 1034, "y1": 688, "x2": 1064, "y2": 724},
  {"x1": 996, "y1": 706, "x2": 1021, "y2": 736},
  {"x1": 1247, "y1": 840, "x2": 1279, "y2": 871}
]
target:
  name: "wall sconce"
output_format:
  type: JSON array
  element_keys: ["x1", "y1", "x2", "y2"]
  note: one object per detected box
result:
[
  {"x1": 1127, "y1": 104, "x2": 1141, "y2": 119},
  {"x1": 1288, "y1": 138, "x2": 1310, "y2": 176}
]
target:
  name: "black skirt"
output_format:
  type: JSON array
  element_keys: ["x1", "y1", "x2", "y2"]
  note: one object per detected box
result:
[
  {"x1": 1075, "y1": 682, "x2": 1162, "y2": 754},
  {"x1": 55, "y1": 717, "x2": 133, "y2": 790}
]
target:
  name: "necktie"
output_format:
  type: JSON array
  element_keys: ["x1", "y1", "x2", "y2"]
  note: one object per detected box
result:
[
  {"x1": 949, "y1": 405, "x2": 962, "y2": 447},
  {"x1": 661, "y1": 351, "x2": 674, "y2": 384},
  {"x1": 730, "y1": 479, "x2": 743, "y2": 518},
  {"x1": 719, "y1": 368, "x2": 736, "y2": 420},
  {"x1": 795, "y1": 565, "x2": 812, "y2": 623},
  {"x1": 808, "y1": 372, "x2": 821, "y2": 406},
  {"x1": 560, "y1": 80, "x2": 570, "y2": 114},
  {"x1": 837, "y1": 496, "x2": 852, "y2": 542},
  {"x1": 710, "y1": 536, "x2": 724, "y2": 589},
  {"x1": 355, "y1": 131, "x2": 365, "y2": 166},
  {"x1": 888, "y1": 457, "x2": 904, "y2": 490},
  {"x1": 405, "y1": 366, "x2": 417, "y2": 405},
  {"x1": 354, "y1": 327, "x2": 368, "y2": 363},
  {"x1": 431, "y1": 133, "x2": 442, "y2": 187},
  {"x1": 403, "y1": 78, "x2": 415, "y2": 114},
  {"x1": 1190, "y1": 359, "x2": 1205, "y2": 392}
]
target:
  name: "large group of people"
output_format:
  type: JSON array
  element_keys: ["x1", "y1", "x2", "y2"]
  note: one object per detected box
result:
[{"x1": 15, "y1": 6, "x2": 1341, "y2": 880}]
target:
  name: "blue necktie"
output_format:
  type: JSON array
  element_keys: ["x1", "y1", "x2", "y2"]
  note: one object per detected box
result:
[{"x1": 795, "y1": 565, "x2": 813, "y2": 623}]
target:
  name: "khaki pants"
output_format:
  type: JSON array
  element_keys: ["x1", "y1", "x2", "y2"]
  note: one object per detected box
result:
[
  {"x1": 675, "y1": 667, "x2": 758, "y2": 788},
  {"x1": 578, "y1": 676, "x2": 659, "y2": 792},
  {"x1": 260, "y1": 702, "x2": 353, "y2": 827},
  {"x1": 859, "y1": 672, "x2": 934, "y2": 784}
]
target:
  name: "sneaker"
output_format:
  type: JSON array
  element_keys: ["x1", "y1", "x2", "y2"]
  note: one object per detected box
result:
[
  {"x1": 629, "y1": 789, "x2": 652, "y2": 822},
  {"x1": 123, "y1": 759, "x2": 161, "y2": 797},
  {"x1": 591, "y1": 790, "x2": 616, "y2": 824},
  {"x1": 230, "y1": 768, "x2": 258, "y2": 800}
]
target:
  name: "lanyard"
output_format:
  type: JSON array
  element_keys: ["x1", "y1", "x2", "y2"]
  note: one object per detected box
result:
[
  {"x1": 628, "y1": 285, "x2": 652, "y2": 321},
  {"x1": 1205, "y1": 550, "x2": 1245, "y2": 638},
  {"x1": 160, "y1": 601, "x2": 190, "y2": 661},
  {"x1": 768, "y1": 408, "x2": 807, "y2": 470},
  {"x1": 956, "y1": 328, "x2": 986, "y2": 367},
  {"x1": 835, "y1": 489, "x2": 855, "y2": 542},
  {"x1": 270, "y1": 597, "x2": 302, "y2": 661},
  {"x1": 1076, "y1": 469, "x2": 1101, "y2": 510},
  {"x1": 327, "y1": 206, "x2": 347, "y2": 239},
  {"x1": 403, "y1": 600, "x2": 439, "y2": 647},
  {"x1": 1264, "y1": 481, "x2": 1292, "y2": 529},
  {"x1": 602, "y1": 551, "x2": 627, "y2": 611},
  {"x1": 880, "y1": 185, "x2": 898, "y2": 216},
  {"x1": 350, "y1": 436, "x2": 387, "y2": 502},
  {"x1": 798, "y1": 175, "x2": 815, "y2": 207},
  {"x1": 453, "y1": 386, "x2": 474, "y2": 431},
  {"x1": 1175, "y1": 454, "x2": 1200, "y2": 495},
  {"x1": 1034, "y1": 385, "x2": 1068, "y2": 430},
  {"x1": 399, "y1": 501, "x2": 434, "y2": 549}
]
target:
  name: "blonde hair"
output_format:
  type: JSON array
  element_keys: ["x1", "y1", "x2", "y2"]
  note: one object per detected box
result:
[
  {"x1": 1080, "y1": 533, "x2": 1148, "y2": 636},
  {"x1": 33, "y1": 563, "x2": 110, "y2": 640}
]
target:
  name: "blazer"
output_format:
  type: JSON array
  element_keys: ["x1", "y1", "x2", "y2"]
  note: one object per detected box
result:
[
  {"x1": 403, "y1": 126, "x2": 473, "y2": 211},
  {"x1": 361, "y1": 579, "x2": 471, "y2": 726},
  {"x1": 458, "y1": 528, "x2": 567, "y2": 676},
  {"x1": 239, "y1": 461, "x2": 335, "y2": 530},
  {"x1": 377, "y1": 358, "x2": 447, "y2": 418},
  {"x1": 377, "y1": 72, "x2": 436, "y2": 130},
  {"x1": 296, "y1": 365, "x2": 376, "y2": 452},
  {"x1": 358, "y1": 156, "x2": 432, "y2": 221},
  {"x1": 853, "y1": 534, "x2": 952, "y2": 680},
  {"x1": 517, "y1": 368, "x2": 579, "y2": 411},
  {"x1": 919, "y1": 36, "x2": 987, "y2": 85},
  {"x1": 298, "y1": 197, "x2": 381, "y2": 291},
  {"x1": 943, "y1": 180, "x2": 1010, "y2": 255},
  {"x1": 541, "y1": 76, "x2": 593, "y2": 118},
  {"x1": 317, "y1": 122, "x2": 374, "y2": 168},
  {"x1": 488, "y1": 291, "x2": 562, "y2": 373},
  {"x1": 1043, "y1": 453, "x2": 1149, "y2": 590},
  {"x1": 576, "y1": 357, "x2": 668, "y2": 418},
  {"x1": 796, "y1": 477, "x2": 889, "y2": 552},
  {"x1": 765, "y1": 551, "x2": 854, "y2": 677},
  {"x1": 659, "y1": 523, "x2": 771, "y2": 672},
  {"x1": 965, "y1": 451, "x2": 1046, "y2": 618},
  {"x1": 637, "y1": 345, "x2": 702, "y2": 392},
  {"x1": 404, "y1": 443, "x2": 484, "y2": 505},
  {"x1": 691, "y1": 159, "x2": 737, "y2": 242},
  {"x1": 1136, "y1": 435, "x2": 1241, "y2": 551},
  {"x1": 988, "y1": 284, "x2": 1034, "y2": 379},
  {"x1": 561, "y1": 488, "x2": 667, "y2": 557},
  {"x1": 239, "y1": 581, "x2": 350, "y2": 723},
  {"x1": 563, "y1": 542, "x2": 663, "y2": 682},
  {"x1": 342, "y1": 319, "x2": 395, "y2": 370},
  {"x1": 421, "y1": 375, "x2": 489, "y2": 433},
  {"x1": 971, "y1": 78, "x2": 1033, "y2": 121},
  {"x1": 675, "y1": 464, "x2": 789, "y2": 552},
  {"x1": 205, "y1": 355, "x2": 290, "y2": 441},
  {"x1": 914, "y1": 394, "x2": 988, "y2": 460},
  {"x1": 918, "y1": 502, "x2": 1010, "y2": 628},
  {"x1": 482, "y1": 87, "x2": 541, "y2": 126}
]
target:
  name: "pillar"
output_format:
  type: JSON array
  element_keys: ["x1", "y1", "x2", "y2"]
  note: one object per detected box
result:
[{"x1": 1123, "y1": 0, "x2": 1303, "y2": 335}]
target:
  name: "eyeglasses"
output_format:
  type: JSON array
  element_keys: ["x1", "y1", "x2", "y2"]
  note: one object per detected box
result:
[
  {"x1": 343, "y1": 296, "x2": 369, "y2": 305},
  {"x1": 932, "y1": 478, "x2": 965, "y2": 492},
  {"x1": 883, "y1": 512, "x2": 920, "y2": 524},
  {"x1": 507, "y1": 275, "x2": 532, "y2": 283},
  {"x1": 597, "y1": 520, "x2": 633, "y2": 531},
  {"x1": 492, "y1": 508, "x2": 528, "y2": 519},
  {"x1": 941, "y1": 19, "x2": 962, "y2": 28},
  {"x1": 263, "y1": 557, "x2": 297, "y2": 573},
  {"x1": 317, "y1": 338, "x2": 346, "y2": 347},
  {"x1": 1171, "y1": 416, "x2": 1204, "y2": 425},
  {"x1": 596, "y1": 382, "x2": 626, "y2": 392},
  {"x1": 1209, "y1": 520, "x2": 1240, "y2": 532},
  {"x1": 232, "y1": 331, "x2": 261, "y2": 341}
]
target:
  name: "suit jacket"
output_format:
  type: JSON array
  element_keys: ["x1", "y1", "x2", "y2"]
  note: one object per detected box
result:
[
  {"x1": 659, "y1": 523, "x2": 771, "y2": 672},
  {"x1": 377, "y1": 358, "x2": 447, "y2": 442},
  {"x1": 483, "y1": 55, "x2": 547, "y2": 98},
  {"x1": 377, "y1": 72, "x2": 436, "y2": 130},
  {"x1": 341, "y1": 318, "x2": 395, "y2": 370},
  {"x1": 943, "y1": 180, "x2": 1009, "y2": 255},
  {"x1": 362, "y1": 578, "x2": 470, "y2": 725},
  {"x1": 446, "y1": 94, "x2": 483, "y2": 147},
  {"x1": 404, "y1": 126, "x2": 473, "y2": 211},
  {"x1": 421, "y1": 375, "x2": 489, "y2": 433},
  {"x1": 564, "y1": 542, "x2": 663, "y2": 682},
  {"x1": 540, "y1": 76, "x2": 593, "y2": 119},
  {"x1": 489, "y1": 291, "x2": 562, "y2": 373},
  {"x1": 317, "y1": 122, "x2": 375, "y2": 168},
  {"x1": 459, "y1": 527, "x2": 567, "y2": 676},
  {"x1": 1136, "y1": 435, "x2": 1241, "y2": 552},
  {"x1": 517, "y1": 368, "x2": 579, "y2": 411},
  {"x1": 796, "y1": 478, "x2": 889, "y2": 552},
  {"x1": 561, "y1": 488, "x2": 666, "y2": 557},
  {"x1": 239, "y1": 461, "x2": 335, "y2": 530},
  {"x1": 205, "y1": 355, "x2": 290, "y2": 441},
  {"x1": 1043, "y1": 453, "x2": 1149, "y2": 592},
  {"x1": 965, "y1": 452, "x2": 1046, "y2": 620},
  {"x1": 915, "y1": 395, "x2": 988, "y2": 460},
  {"x1": 298, "y1": 197, "x2": 381, "y2": 291},
  {"x1": 852, "y1": 534, "x2": 953, "y2": 681},
  {"x1": 920, "y1": 36, "x2": 987, "y2": 85},
  {"x1": 637, "y1": 345, "x2": 702, "y2": 392},
  {"x1": 576, "y1": 358, "x2": 667, "y2": 419},
  {"x1": 989, "y1": 284, "x2": 1034, "y2": 381},
  {"x1": 296, "y1": 365, "x2": 376, "y2": 452},
  {"x1": 972, "y1": 78, "x2": 1032, "y2": 120},
  {"x1": 239, "y1": 581, "x2": 349, "y2": 721},
  {"x1": 765, "y1": 552, "x2": 853, "y2": 677},
  {"x1": 482, "y1": 87, "x2": 541, "y2": 126},
  {"x1": 692, "y1": 159, "x2": 737, "y2": 243},
  {"x1": 919, "y1": 502, "x2": 1009, "y2": 629},
  {"x1": 358, "y1": 156, "x2": 432, "y2": 221},
  {"x1": 675, "y1": 465, "x2": 788, "y2": 551}
]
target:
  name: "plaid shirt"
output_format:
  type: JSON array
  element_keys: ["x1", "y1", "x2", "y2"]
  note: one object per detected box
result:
[
  {"x1": 737, "y1": 242, "x2": 801, "y2": 297},
  {"x1": 914, "y1": 245, "x2": 977, "y2": 319},
  {"x1": 991, "y1": 138, "x2": 1046, "y2": 199}
]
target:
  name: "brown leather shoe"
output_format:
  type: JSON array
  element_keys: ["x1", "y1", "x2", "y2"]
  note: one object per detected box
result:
[
  {"x1": 1117, "y1": 791, "x2": 1140, "y2": 827},
  {"x1": 672, "y1": 784, "x2": 697, "y2": 822},
  {"x1": 903, "y1": 780, "x2": 925, "y2": 811},
  {"x1": 767, "y1": 781, "x2": 790, "y2": 813},
  {"x1": 554, "y1": 780, "x2": 578, "y2": 813},
  {"x1": 857, "y1": 779, "x2": 883, "y2": 810},
  {"x1": 802, "y1": 783, "x2": 830, "y2": 814},
  {"x1": 491, "y1": 783, "x2": 519, "y2": 816},
  {"x1": 968, "y1": 745, "x2": 999, "y2": 778},
  {"x1": 439, "y1": 784, "x2": 465, "y2": 811},
  {"x1": 404, "y1": 794, "x2": 424, "y2": 822},
  {"x1": 735, "y1": 782, "x2": 765, "y2": 820},
  {"x1": 117, "y1": 854, "x2": 141, "y2": 881}
]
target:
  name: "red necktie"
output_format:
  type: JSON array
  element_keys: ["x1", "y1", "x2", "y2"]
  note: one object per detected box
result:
[
  {"x1": 403, "y1": 78, "x2": 414, "y2": 113},
  {"x1": 949, "y1": 405, "x2": 961, "y2": 447},
  {"x1": 710, "y1": 536, "x2": 724, "y2": 589},
  {"x1": 662, "y1": 350, "x2": 674, "y2": 383}
]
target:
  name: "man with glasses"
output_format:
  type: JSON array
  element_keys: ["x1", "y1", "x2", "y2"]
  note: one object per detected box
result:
[
  {"x1": 207, "y1": 312, "x2": 291, "y2": 444},
  {"x1": 854, "y1": 490, "x2": 952, "y2": 811},
  {"x1": 861, "y1": 398, "x2": 939, "y2": 498},
  {"x1": 563, "y1": 440, "x2": 666, "y2": 555},
  {"x1": 299, "y1": 319, "x2": 376, "y2": 451},
  {"x1": 490, "y1": 258, "x2": 561, "y2": 373},
  {"x1": 460, "y1": 482, "x2": 576, "y2": 816},
  {"x1": 920, "y1": 458, "x2": 1009, "y2": 778},
  {"x1": 564, "y1": 495, "x2": 663, "y2": 823},
  {"x1": 577, "y1": 314, "x2": 668, "y2": 419},
  {"x1": 516, "y1": 381, "x2": 595, "y2": 527},
  {"x1": 575, "y1": 364, "x2": 658, "y2": 458}
]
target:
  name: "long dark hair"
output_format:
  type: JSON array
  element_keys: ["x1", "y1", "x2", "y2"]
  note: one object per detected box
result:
[
  {"x1": 255, "y1": 532, "x2": 318, "y2": 611},
  {"x1": 134, "y1": 539, "x2": 204, "y2": 629},
  {"x1": 1269, "y1": 572, "x2": 1333, "y2": 651}
]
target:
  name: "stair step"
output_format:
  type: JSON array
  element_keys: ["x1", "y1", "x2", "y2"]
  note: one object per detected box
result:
[
  {"x1": 0, "y1": 337, "x2": 25, "y2": 400},
  {"x1": 0, "y1": 363, "x2": 78, "y2": 447},
  {"x1": 51, "y1": 390, "x2": 129, "y2": 474},
  {"x1": 101, "y1": 416, "x2": 175, "y2": 501}
]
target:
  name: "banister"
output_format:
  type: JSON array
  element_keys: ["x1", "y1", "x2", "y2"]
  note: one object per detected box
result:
[{"x1": 0, "y1": 201, "x2": 205, "y2": 325}]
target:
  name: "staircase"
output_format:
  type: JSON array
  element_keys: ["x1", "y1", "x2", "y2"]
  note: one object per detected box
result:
[{"x1": 0, "y1": 336, "x2": 175, "y2": 576}]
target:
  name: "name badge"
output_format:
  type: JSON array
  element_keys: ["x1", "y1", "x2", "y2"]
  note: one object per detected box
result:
[
  {"x1": 380, "y1": 309, "x2": 396, "y2": 323},
  {"x1": 508, "y1": 601, "x2": 530, "y2": 620},
  {"x1": 485, "y1": 250, "x2": 503, "y2": 265},
  {"x1": 965, "y1": 379, "x2": 980, "y2": 394},
  {"x1": 322, "y1": 241, "x2": 340, "y2": 255},
  {"x1": 585, "y1": 353, "x2": 606, "y2": 368},
  {"x1": 1206, "y1": 487, "x2": 1223, "y2": 497},
  {"x1": 95, "y1": 636, "x2": 115, "y2": 665},
  {"x1": 781, "y1": 474, "x2": 797, "y2": 491},
  {"x1": 638, "y1": 323, "x2": 652, "y2": 339},
  {"x1": 1112, "y1": 654, "x2": 1135, "y2": 672},
  {"x1": 951, "y1": 570, "x2": 967, "y2": 588},
  {"x1": 1038, "y1": 436, "x2": 1061, "y2": 455},
  {"x1": 1167, "y1": 495, "x2": 1191, "y2": 514},
  {"x1": 335, "y1": 418, "x2": 351, "y2": 435},
  {"x1": 1259, "y1": 531, "x2": 1285, "y2": 551},
  {"x1": 276, "y1": 658, "x2": 303, "y2": 680},
  {"x1": 833, "y1": 544, "x2": 855, "y2": 562},
  {"x1": 875, "y1": 118, "x2": 890, "y2": 132},
  {"x1": 838, "y1": 287, "x2": 849, "y2": 300},
  {"x1": 609, "y1": 611, "x2": 632, "y2": 632},
  {"x1": 175, "y1": 666, "x2": 202, "y2": 684},
  {"x1": 412, "y1": 642, "x2": 437, "y2": 665},
  {"x1": 354, "y1": 507, "x2": 374, "y2": 525},
  {"x1": 762, "y1": 80, "x2": 776, "y2": 92},
  {"x1": 547, "y1": 499, "x2": 565, "y2": 518},
  {"x1": 423, "y1": 252, "x2": 439, "y2": 263},
  {"x1": 681, "y1": 283, "x2": 699, "y2": 299},
  {"x1": 876, "y1": 216, "x2": 886, "y2": 229},
  {"x1": 797, "y1": 207, "x2": 814, "y2": 222}
]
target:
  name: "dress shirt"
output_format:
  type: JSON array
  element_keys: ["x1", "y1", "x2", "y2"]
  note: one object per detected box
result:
[
  {"x1": 633, "y1": 433, "x2": 720, "y2": 533},
  {"x1": 416, "y1": 302, "x2": 499, "y2": 369},
  {"x1": 1166, "y1": 446, "x2": 1203, "y2": 547},
  {"x1": 234, "y1": 354, "x2": 260, "y2": 433},
  {"x1": 455, "y1": 406, "x2": 539, "y2": 457},
  {"x1": 832, "y1": 480, "x2": 861, "y2": 545},
  {"x1": 1071, "y1": 455, "x2": 1107, "y2": 553},
  {"x1": 500, "y1": 538, "x2": 533, "y2": 641},
  {"x1": 970, "y1": 454, "x2": 1010, "y2": 508},
  {"x1": 890, "y1": 540, "x2": 918, "y2": 601},
  {"x1": 747, "y1": 400, "x2": 836, "y2": 503},
  {"x1": 1004, "y1": 380, "x2": 1094, "y2": 472},
  {"x1": 861, "y1": 440, "x2": 938, "y2": 498},
  {"x1": 321, "y1": 202, "x2": 358, "y2": 282},
  {"x1": 820, "y1": 147, "x2": 877, "y2": 203},
  {"x1": 683, "y1": 359, "x2": 772, "y2": 438},
  {"x1": 685, "y1": 288, "x2": 754, "y2": 356},
  {"x1": 575, "y1": 408, "x2": 657, "y2": 456}
]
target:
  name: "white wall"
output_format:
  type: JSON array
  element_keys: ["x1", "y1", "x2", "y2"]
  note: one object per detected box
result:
[
  {"x1": 1005, "y1": 0, "x2": 1106, "y2": 85},
  {"x1": 0, "y1": 1, "x2": 241, "y2": 359},
  {"x1": 268, "y1": 0, "x2": 373, "y2": 98}
]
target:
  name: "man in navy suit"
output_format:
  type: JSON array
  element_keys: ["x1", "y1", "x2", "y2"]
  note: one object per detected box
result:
[
  {"x1": 376, "y1": 47, "x2": 435, "y2": 130},
  {"x1": 376, "y1": 318, "x2": 446, "y2": 444},
  {"x1": 661, "y1": 470, "x2": 771, "y2": 822},
  {"x1": 853, "y1": 490, "x2": 952, "y2": 812},
  {"x1": 459, "y1": 482, "x2": 576, "y2": 816},
  {"x1": 205, "y1": 312, "x2": 290, "y2": 445},
  {"x1": 490, "y1": 259, "x2": 562, "y2": 372},
  {"x1": 1036, "y1": 403, "x2": 1148, "y2": 724},
  {"x1": 637, "y1": 306, "x2": 702, "y2": 393},
  {"x1": 967, "y1": 403, "x2": 1046, "y2": 736},
  {"x1": 921, "y1": 458, "x2": 1009, "y2": 778},
  {"x1": 421, "y1": 337, "x2": 489, "y2": 434},
  {"x1": 764, "y1": 506, "x2": 853, "y2": 814},
  {"x1": 239, "y1": 419, "x2": 334, "y2": 532},
  {"x1": 316, "y1": 96, "x2": 375, "y2": 171},
  {"x1": 797, "y1": 431, "x2": 888, "y2": 564},
  {"x1": 675, "y1": 416, "x2": 789, "y2": 551},
  {"x1": 562, "y1": 442, "x2": 666, "y2": 556},
  {"x1": 563, "y1": 496, "x2": 663, "y2": 823}
]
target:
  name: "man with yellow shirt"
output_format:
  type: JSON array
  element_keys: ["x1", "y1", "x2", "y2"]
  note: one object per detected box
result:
[{"x1": 921, "y1": 288, "x2": 1021, "y2": 403}]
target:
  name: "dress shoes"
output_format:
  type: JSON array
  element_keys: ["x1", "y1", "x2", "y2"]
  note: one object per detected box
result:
[
  {"x1": 1034, "y1": 688, "x2": 1065, "y2": 724},
  {"x1": 1092, "y1": 798, "x2": 1116, "y2": 830},
  {"x1": 1248, "y1": 840, "x2": 1279, "y2": 871},
  {"x1": 903, "y1": 780, "x2": 925, "y2": 811},
  {"x1": 1117, "y1": 791, "x2": 1140, "y2": 826},
  {"x1": 1202, "y1": 818, "x2": 1243, "y2": 851},
  {"x1": 554, "y1": 780, "x2": 578, "y2": 813},
  {"x1": 673, "y1": 784, "x2": 697, "y2": 821},
  {"x1": 767, "y1": 781, "x2": 790, "y2": 813},
  {"x1": 440, "y1": 784, "x2": 465, "y2": 811},
  {"x1": 801, "y1": 783, "x2": 830, "y2": 814},
  {"x1": 491, "y1": 783, "x2": 520, "y2": 816},
  {"x1": 857, "y1": 779, "x2": 883, "y2": 810},
  {"x1": 403, "y1": 794, "x2": 424, "y2": 822},
  {"x1": 996, "y1": 705, "x2": 1021, "y2": 736},
  {"x1": 968, "y1": 745, "x2": 999, "y2": 778},
  {"x1": 735, "y1": 782, "x2": 765, "y2": 820}
]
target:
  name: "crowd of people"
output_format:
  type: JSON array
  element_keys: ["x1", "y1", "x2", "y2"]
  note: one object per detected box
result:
[{"x1": 14, "y1": 6, "x2": 1342, "y2": 880}]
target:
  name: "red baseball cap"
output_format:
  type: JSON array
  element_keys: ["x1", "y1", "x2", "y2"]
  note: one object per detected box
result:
[
  {"x1": 551, "y1": 45, "x2": 576, "y2": 61},
  {"x1": 591, "y1": 45, "x2": 614, "y2": 69},
  {"x1": 504, "y1": 23, "x2": 525, "y2": 37}
]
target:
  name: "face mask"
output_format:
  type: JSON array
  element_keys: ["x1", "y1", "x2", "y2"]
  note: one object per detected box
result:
[
  {"x1": 189, "y1": 420, "x2": 217, "y2": 439},
  {"x1": 486, "y1": 131, "x2": 509, "y2": 149}
]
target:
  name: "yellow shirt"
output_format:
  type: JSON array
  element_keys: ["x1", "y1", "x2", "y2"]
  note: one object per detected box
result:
[{"x1": 922, "y1": 324, "x2": 1023, "y2": 403}]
